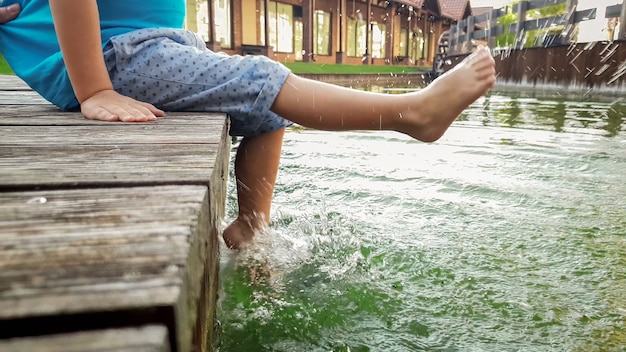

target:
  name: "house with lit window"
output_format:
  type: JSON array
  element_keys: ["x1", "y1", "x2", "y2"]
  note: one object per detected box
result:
[{"x1": 185, "y1": 0, "x2": 472, "y2": 66}]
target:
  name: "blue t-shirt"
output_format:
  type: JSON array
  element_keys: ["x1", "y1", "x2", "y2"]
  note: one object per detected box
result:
[{"x1": 0, "y1": 0, "x2": 185, "y2": 109}]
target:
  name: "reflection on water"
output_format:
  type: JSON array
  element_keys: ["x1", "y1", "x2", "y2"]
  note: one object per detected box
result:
[
  {"x1": 216, "y1": 86, "x2": 625, "y2": 351},
  {"x1": 381, "y1": 85, "x2": 625, "y2": 137},
  {"x1": 467, "y1": 93, "x2": 624, "y2": 138}
]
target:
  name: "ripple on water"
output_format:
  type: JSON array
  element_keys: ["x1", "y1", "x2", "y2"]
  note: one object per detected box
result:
[{"x1": 217, "y1": 90, "x2": 626, "y2": 351}]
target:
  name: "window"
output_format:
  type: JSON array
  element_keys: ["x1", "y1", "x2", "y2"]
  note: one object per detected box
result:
[
  {"x1": 263, "y1": 1, "x2": 294, "y2": 53},
  {"x1": 314, "y1": 10, "x2": 331, "y2": 55},
  {"x1": 371, "y1": 23, "x2": 386, "y2": 58},
  {"x1": 214, "y1": 0, "x2": 232, "y2": 48},
  {"x1": 347, "y1": 17, "x2": 367, "y2": 57},
  {"x1": 410, "y1": 27, "x2": 423, "y2": 62},
  {"x1": 185, "y1": 0, "x2": 210, "y2": 42},
  {"x1": 398, "y1": 29, "x2": 408, "y2": 57},
  {"x1": 294, "y1": 19, "x2": 303, "y2": 60},
  {"x1": 394, "y1": 15, "x2": 408, "y2": 58}
]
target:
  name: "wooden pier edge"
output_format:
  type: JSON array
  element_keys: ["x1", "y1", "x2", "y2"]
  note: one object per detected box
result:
[
  {"x1": 0, "y1": 75, "x2": 230, "y2": 352},
  {"x1": 198, "y1": 111, "x2": 229, "y2": 351},
  {"x1": 0, "y1": 325, "x2": 172, "y2": 352}
]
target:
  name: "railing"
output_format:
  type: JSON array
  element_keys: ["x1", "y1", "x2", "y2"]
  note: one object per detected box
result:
[{"x1": 448, "y1": 0, "x2": 625, "y2": 55}]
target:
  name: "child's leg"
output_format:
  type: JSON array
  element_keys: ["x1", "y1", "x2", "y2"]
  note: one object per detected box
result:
[
  {"x1": 222, "y1": 128, "x2": 285, "y2": 250},
  {"x1": 271, "y1": 46, "x2": 496, "y2": 142},
  {"x1": 224, "y1": 48, "x2": 494, "y2": 249},
  {"x1": 103, "y1": 29, "x2": 495, "y2": 250}
]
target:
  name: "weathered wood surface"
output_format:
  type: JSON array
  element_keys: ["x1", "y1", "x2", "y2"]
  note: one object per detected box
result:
[
  {"x1": 0, "y1": 105, "x2": 226, "y2": 125},
  {"x1": 0, "y1": 80, "x2": 229, "y2": 192},
  {"x1": 494, "y1": 41, "x2": 626, "y2": 91},
  {"x1": 0, "y1": 123, "x2": 223, "y2": 144},
  {"x1": 0, "y1": 325, "x2": 170, "y2": 352},
  {"x1": 0, "y1": 91, "x2": 50, "y2": 104},
  {"x1": 0, "y1": 75, "x2": 31, "y2": 90},
  {"x1": 0, "y1": 186, "x2": 209, "y2": 352},
  {"x1": 0, "y1": 75, "x2": 230, "y2": 352},
  {"x1": 0, "y1": 145, "x2": 219, "y2": 190}
]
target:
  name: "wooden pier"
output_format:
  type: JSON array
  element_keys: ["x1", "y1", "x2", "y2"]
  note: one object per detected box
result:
[{"x1": 0, "y1": 75, "x2": 230, "y2": 351}]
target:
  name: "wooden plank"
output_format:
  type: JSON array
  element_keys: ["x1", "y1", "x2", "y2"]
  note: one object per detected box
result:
[
  {"x1": 0, "y1": 186, "x2": 212, "y2": 352},
  {"x1": 0, "y1": 107, "x2": 225, "y2": 126},
  {"x1": 0, "y1": 325, "x2": 170, "y2": 352},
  {"x1": 0, "y1": 75, "x2": 31, "y2": 90},
  {"x1": 0, "y1": 69, "x2": 228, "y2": 352},
  {"x1": 0, "y1": 123, "x2": 224, "y2": 145},
  {"x1": 0, "y1": 145, "x2": 218, "y2": 190},
  {"x1": 0, "y1": 186, "x2": 205, "y2": 316},
  {"x1": 0, "y1": 106, "x2": 230, "y2": 191},
  {"x1": 199, "y1": 119, "x2": 229, "y2": 348},
  {"x1": 0, "y1": 91, "x2": 50, "y2": 105}
]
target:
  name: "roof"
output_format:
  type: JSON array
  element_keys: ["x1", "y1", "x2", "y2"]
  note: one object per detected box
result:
[
  {"x1": 395, "y1": 0, "x2": 471, "y2": 21},
  {"x1": 394, "y1": 0, "x2": 425, "y2": 8},
  {"x1": 438, "y1": 0, "x2": 471, "y2": 21}
]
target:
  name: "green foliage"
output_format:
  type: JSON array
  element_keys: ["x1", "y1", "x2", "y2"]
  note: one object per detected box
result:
[
  {"x1": 283, "y1": 62, "x2": 427, "y2": 75},
  {"x1": 0, "y1": 54, "x2": 13, "y2": 75},
  {"x1": 526, "y1": 2, "x2": 567, "y2": 47},
  {"x1": 526, "y1": 3, "x2": 566, "y2": 20},
  {"x1": 495, "y1": 1, "x2": 568, "y2": 48},
  {"x1": 0, "y1": 53, "x2": 423, "y2": 77},
  {"x1": 496, "y1": 5, "x2": 518, "y2": 48}
]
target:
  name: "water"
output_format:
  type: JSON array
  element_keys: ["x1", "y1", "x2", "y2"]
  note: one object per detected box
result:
[{"x1": 215, "y1": 88, "x2": 626, "y2": 351}]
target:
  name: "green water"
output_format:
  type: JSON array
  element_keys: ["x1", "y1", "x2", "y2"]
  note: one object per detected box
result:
[{"x1": 215, "y1": 89, "x2": 626, "y2": 351}]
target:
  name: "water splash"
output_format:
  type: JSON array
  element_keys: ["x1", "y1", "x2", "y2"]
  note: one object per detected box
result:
[{"x1": 217, "y1": 89, "x2": 626, "y2": 351}]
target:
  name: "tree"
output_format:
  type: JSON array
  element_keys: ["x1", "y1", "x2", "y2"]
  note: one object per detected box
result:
[
  {"x1": 496, "y1": 4, "x2": 518, "y2": 48},
  {"x1": 495, "y1": 1, "x2": 568, "y2": 48},
  {"x1": 525, "y1": 2, "x2": 568, "y2": 47}
]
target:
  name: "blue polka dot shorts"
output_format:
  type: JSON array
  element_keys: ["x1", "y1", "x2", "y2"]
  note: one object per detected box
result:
[{"x1": 103, "y1": 28, "x2": 292, "y2": 137}]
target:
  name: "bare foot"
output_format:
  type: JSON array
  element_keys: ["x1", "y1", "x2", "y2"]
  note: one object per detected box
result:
[
  {"x1": 222, "y1": 219, "x2": 254, "y2": 250},
  {"x1": 397, "y1": 46, "x2": 496, "y2": 142},
  {"x1": 222, "y1": 215, "x2": 268, "y2": 250}
]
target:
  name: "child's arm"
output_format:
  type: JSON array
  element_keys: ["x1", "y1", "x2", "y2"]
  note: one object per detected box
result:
[{"x1": 49, "y1": 0, "x2": 164, "y2": 121}]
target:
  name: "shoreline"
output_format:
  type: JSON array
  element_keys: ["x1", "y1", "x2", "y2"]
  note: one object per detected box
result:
[{"x1": 299, "y1": 72, "x2": 432, "y2": 87}]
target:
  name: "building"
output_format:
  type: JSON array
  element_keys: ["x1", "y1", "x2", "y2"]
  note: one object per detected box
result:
[
  {"x1": 576, "y1": 0, "x2": 622, "y2": 42},
  {"x1": 184, "y1": 0, "x2": 472, "y2": 66}
]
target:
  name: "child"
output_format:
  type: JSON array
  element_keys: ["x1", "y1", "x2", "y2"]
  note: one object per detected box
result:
[{"x1": 0, "y1": 0, "x2": 496, "y2": 250}]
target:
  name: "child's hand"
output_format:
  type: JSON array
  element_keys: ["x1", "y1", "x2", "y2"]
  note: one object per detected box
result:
[
  {"x1": 80, "y1": 90, "x2": 165, "y2": 122},
  {"x1": 0, "y1": 2, "x2": 20, "y2": 23}
]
